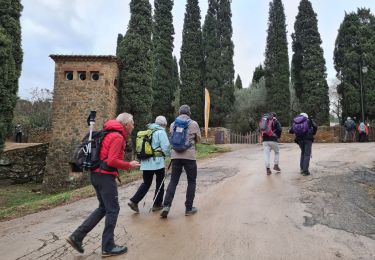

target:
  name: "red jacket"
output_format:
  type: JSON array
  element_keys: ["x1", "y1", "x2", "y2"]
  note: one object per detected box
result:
[{"x1": 93, "y1": 120, "x2": 131, "y2": 177}]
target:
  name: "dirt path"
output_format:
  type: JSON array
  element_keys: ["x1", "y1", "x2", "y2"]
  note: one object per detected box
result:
[{"x1": 0, "y1": 143, "x2": 374, "y2": 260}]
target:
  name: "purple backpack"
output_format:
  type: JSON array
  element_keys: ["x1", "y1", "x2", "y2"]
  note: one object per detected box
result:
[{"x1": 292, "y1": 115, "x2": 310, "y2": 136}]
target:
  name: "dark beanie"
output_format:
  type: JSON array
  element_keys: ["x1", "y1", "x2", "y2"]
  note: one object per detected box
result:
[{"x1": 179, "y1": 104, "x2": 191, "y2": 116}]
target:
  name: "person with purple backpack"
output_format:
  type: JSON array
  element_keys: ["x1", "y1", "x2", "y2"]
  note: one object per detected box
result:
[{"x1": 289, "y1": 113, "x2": 318, "y2": 176}]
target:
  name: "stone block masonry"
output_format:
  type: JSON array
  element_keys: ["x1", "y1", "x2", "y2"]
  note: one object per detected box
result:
[
  {"x1": 43, "y1": 56, "x2": 120, "y2": 192},
  {"x1": 0, "y1": 143, "x2": 48, "y2": 183}
]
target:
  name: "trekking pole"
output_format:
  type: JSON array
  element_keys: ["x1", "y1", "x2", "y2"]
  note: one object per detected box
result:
[
  {"x1": 84, "y1": 111, "x2": 96, "y2": 170},
  {"x1": 149, "y1": 160, "x2": 172, "y2": 213}
]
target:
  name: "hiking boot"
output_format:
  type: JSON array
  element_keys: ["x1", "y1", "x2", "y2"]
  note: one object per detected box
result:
[
  {"x1": 273, "y1": 164, "x2": 281, "y2": 172},
  {"x1": 127, "y1": 201, "x2": 139, "y2": 213},
  {"x1": 152, "y1": 205, "x2": 163, "y2": 212},
  {"x1": 185, "y1": 207, "x2": 198, "y2": 216},
  {"x1": 301, "y1": 170, "x2": 310, "y2": 176},
  {"x1": 266, "y1": 168, "x2": 272, "y2": 175},
  {"x1": 66, "y1": 235, "x2": 84, "y2": 254},
  {"x1": 102, "y1": 245, "x2": 128, "y2": 257},
  {"x1": 160, "y1": 206, "x2": 170, "y2": 218}
]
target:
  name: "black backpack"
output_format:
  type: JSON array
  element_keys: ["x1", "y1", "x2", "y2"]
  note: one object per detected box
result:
[{"x1": 70, "y1": 130, "x2": 120, "y2": 172}]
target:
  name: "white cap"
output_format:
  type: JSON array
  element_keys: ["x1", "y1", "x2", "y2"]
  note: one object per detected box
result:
[
  {"x1": 155, "y1": 115, "x2": 167, "y2": 126},
  {"x1": 300, "y1": 112, "x2": 308, "y2": 118},
  {"x1": 347, "y1": 117, "x2": 351, "y2": 120}
]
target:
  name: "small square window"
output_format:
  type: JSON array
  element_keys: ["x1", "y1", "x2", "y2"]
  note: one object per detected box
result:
[
  {"x1": 78, "y1": 71, "x2": 86, "y2": 81},
  {"x1": 91, "y1": 71, "x2": 100, "y2": 81},
  {"x1": 65, "y1": 71, "x2": 73, "y2": 80}
]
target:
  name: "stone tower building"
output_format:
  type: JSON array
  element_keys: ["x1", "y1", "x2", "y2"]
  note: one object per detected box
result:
[{"x1": 43, "y1": 55, "x2": 120, "y2": 192}]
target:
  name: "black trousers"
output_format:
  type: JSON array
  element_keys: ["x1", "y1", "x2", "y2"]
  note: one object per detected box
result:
[
  {"x1": 163, "y1": 159, "x2": 197, "y2": 211},
  {"x1": 72, "y1": 173, "x2": 119, "y2": 251},
  {"x1": 16, "y1": 132, "x2": 22, "y2": 143},
  {"x1": 130, "y1": 168, "x2": 165, "y2": 207},
  {"x1": 358, "y1": 133, "x2": 368, "y2": 142}
]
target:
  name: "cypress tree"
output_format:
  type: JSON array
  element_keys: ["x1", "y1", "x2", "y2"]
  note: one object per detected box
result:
[
  {"x1": 218, "y1": 0, "x2": 235, "y2": 124},
  {"x1": 0, "y1": 0, "x2": 22, "y2": 74},
  {"x1": 235, "y1": 74, "x2": 242, "y2": 89},
  {"x1": 203, "y1": 0, "x2": 222, "y2": 126},
  {"x1": 0, "y1": 28, "x2": 14, "y2": 152},
  {"x1": 264, "y1": 0, "x2": 290, "y2": 125},
  {"x1": 171, "y1": 56, "x2": 180, "y2": 116},
  {"x1": 334, "y1": 9, "x2": 375, "y2": 122},
  {"x1": 203, "y1": 0, "x2": 235, "y2": 126},
  {"x1": 0, "y1": 0, "x2": 23, "y2": 152},
  {"x1": 152, "y1": 0, "x2": 175, "y2": 124},
  {"x1": 291, "y1": 0, "x2": 329, "y2": 125},
  {"x1": 117, "y1": 0, "x2": 153, "y2": 137},
  {"x1": 179, "y1": 0, "x2": 204, "y2": 125},
  {"x1": 116, "y1": 34, "x2": 123, "y2": 56},
  {"x1": 252, "y1": 64, "x2": 265, "y2": 85}
]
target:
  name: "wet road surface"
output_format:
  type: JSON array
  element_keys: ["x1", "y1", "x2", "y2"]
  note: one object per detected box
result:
[{"x1": 0, "y1": 143, "x2": 374, "y2": 259}]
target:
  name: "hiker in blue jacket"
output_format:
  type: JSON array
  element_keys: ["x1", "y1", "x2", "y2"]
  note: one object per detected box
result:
[
  {"x1": 289, "y1": 113, "x2": 318, "y2": 176},
  {"x1": 128, "y1": 116, "x2": 171, "y2": 213}
]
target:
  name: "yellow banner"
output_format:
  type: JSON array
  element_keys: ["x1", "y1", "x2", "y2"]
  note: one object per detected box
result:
[{"x1": 204, "y1": 88, "x2": 210, "y2": 141}]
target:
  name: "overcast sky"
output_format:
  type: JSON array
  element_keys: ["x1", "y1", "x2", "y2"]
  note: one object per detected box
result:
[{"x1": 19, "y1": 0, "x2": 374, "y2": 99}]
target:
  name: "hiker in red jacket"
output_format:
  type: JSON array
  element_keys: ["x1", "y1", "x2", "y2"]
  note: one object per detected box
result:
[{"x1": 67, "y1": 112, "x2": 140, "y2": 257}]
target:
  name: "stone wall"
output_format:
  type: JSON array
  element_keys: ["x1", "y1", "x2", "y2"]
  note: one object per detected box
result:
[
  {"x1": 279, "y1": 126, "x2": 342, "y2": 143},
  {"x1": 28, "y1": 128, "x2": 52, "y2": 143},
  {"x1": 0, "y1": 144, "x2": 48, "y2": 183},
  {"x1": 211, "y1": 126, "x2": 365, "y2": 144},
  {"x1": 43, "y1": 56, "x2": 119, "y2": 192},
  {"x1": 203, "y1": 126, "x2": 346, "y2": 144},
  {"x1": 202, "y1": 127, "x2": 231, "y2": 144}
]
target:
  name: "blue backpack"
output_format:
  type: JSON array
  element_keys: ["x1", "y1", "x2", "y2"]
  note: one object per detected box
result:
[{"x1": 171, "y1": 118, "x2": 192, "y2": 152}]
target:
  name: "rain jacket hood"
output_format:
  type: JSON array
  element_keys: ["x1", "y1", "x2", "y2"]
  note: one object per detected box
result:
[
  {"x1": 103, "y1": 120, "x2": 127, "y2": 139},
  {"x1": 147, "y1": 123, "x2": 164, "y2": 131}
]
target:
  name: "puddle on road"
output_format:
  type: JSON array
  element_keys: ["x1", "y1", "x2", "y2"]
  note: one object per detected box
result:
[
  {"x1": 300, "y1": 165, "x2": 375, "y2": 238},
  {"x1": 197, "y1": 166, "x2": 238, "y2": 186},
  {"x1": 315, "y1": 161, "x2": 351, "y2": 168}
]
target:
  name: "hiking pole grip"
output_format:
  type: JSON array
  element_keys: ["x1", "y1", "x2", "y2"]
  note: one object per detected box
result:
[{"x1": 87, "y1": 111, "x2": 96, "y2": 126}]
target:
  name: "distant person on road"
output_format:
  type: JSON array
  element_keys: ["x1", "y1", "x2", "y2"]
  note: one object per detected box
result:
[
  {"x1": 259, "y1": 112, "x2": 282, "y2": 175},
  {"x1": 66, "y1": 112, "x2": 140, "y2": 257},
  {"x1": 128, "y1": 115, "x2": 171, "y2": 213},
  {"x1": 289, "y1": 113, "x2": 318, "y2": 176},
  {"x1": 160, "y1": 105, "x2": 201, "y2": 218},
  {"x1": 15, "y1": 124, "x2": 23, "y2": 143},
  {"x1": 343, "y1": 117, "x2": 356, "y2": 142},
  {"x1": 357, "y1": 122, "x2": 369, "y2": 142}
]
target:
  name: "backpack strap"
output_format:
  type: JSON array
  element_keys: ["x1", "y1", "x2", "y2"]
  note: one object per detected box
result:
[
  {"x1": 150, "y1": 128, "x2": 167, "y2": 158},
  {"x1": 99, "y1": 130, "x2": 124, "y2": 172}
]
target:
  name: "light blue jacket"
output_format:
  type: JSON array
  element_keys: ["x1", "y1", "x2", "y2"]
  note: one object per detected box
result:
[{"x1": 140, "y1": 123, "x2": 171, "y2": 171}]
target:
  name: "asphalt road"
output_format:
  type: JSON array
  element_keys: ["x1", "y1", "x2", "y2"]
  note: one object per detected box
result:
[{"x1": 0, "y1": 143, "x2": 374, "y2": 260}]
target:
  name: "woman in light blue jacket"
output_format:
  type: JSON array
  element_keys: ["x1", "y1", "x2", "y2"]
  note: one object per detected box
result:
[{"x1": 128, "y1": 116, "x2": 170, "y2": 213}]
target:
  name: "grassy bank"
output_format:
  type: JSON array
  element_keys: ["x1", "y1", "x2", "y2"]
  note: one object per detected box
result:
[{"x1": 0, "y1": 144, "x2": 230, "y2": 221}]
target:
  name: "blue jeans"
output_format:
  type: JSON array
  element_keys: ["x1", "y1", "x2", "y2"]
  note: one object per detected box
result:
[
  {"x1": 298, "y1": 139, "x2": 312, "y2": 172},
  {"x1": 72, "y1": 173, "x2": 119, "y2": 251},
  {"x1": 163, "y1": 159, "x2": 197, "y2": 211}
]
